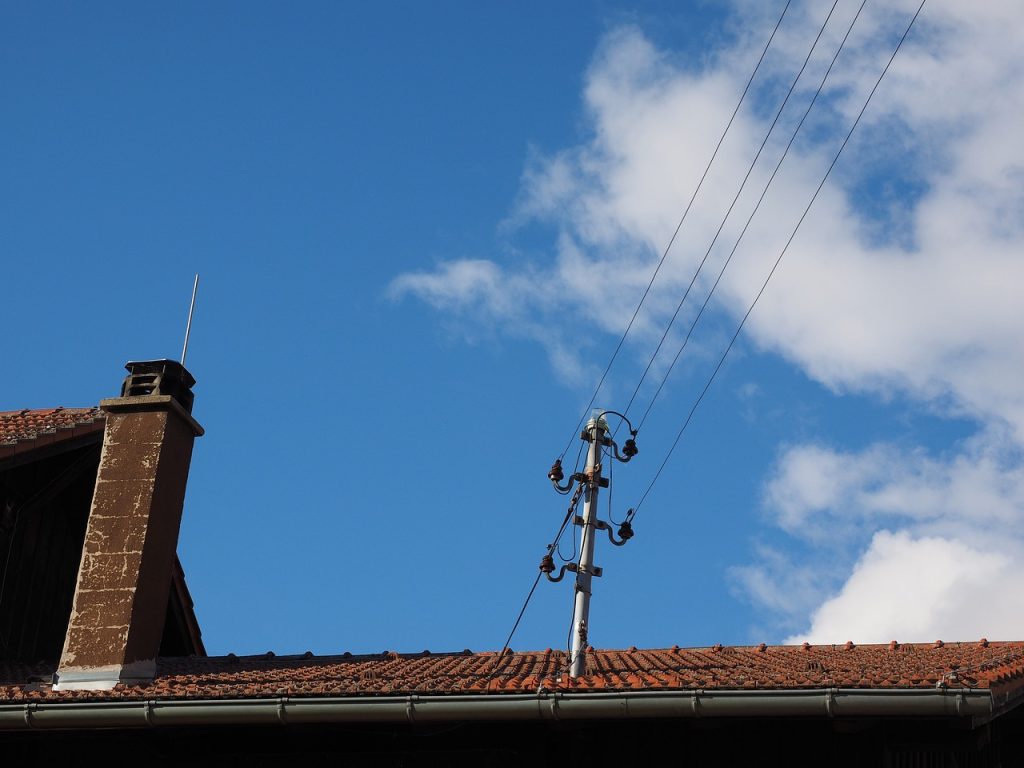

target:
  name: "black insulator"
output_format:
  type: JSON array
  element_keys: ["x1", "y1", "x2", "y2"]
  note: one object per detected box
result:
[
  {"x1": 539, "y1": 554, "x2": 555, "y2": 574},
  {"x1": 623, "y1": 438, "x2": 638, "y2": 458},
  {"x1": 547, "y1": 459, "x2": 564, "y2": 483},
  {"x1": 617, "y1": 521, "x2": 634, "y2": 541}
]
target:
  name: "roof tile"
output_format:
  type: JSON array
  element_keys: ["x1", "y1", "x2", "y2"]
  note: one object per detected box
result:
[
  {"x1": 3, "y1": 641, "x2": 1024, "y2": 702},
  {"x1": 0, "y1": 407, "x2": 105, "y2": 458}
]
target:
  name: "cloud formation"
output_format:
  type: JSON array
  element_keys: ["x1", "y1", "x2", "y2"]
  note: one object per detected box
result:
[
  {"x1": 392, "y1": 0, "x2": 1024, "y2": 642},
  {"x1": 753, "y1": 430, "x2": 1024, "y2": 641}
]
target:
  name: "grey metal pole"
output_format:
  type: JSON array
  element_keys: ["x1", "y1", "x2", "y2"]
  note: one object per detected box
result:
[{"x1": 570, "y1": 413, "x2": 608, "y2": 677}]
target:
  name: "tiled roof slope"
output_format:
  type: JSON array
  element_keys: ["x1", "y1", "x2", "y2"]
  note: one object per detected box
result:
[
  {"x1": 0, "y1": 407, "x2": 105, "y2": 461},
  {"x1": 2, "y1": 641, "x2": 1024, "y2": 703}
]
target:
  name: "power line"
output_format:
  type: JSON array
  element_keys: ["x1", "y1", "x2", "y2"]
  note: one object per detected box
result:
[
  {"x1": 492, "y1": 571, "x2": 541, "y2": 674},
  {"x1": 631, "y1": 0, "x2": 928, "y2": 518},
  {"x1": 605, "y1": 443, "x2": 624, "y2": 525},
  {"x1": 634, "y1": 0, "x2": 867, "y2": 434},
  {"x1": 557, "y1": 505, "x2": 578, "y2": 561},
  {"x1": 619, "y1": 0, "x2": 841, "y2": 427},
  {"x1": 557, "y1": 0, "x2": 793, "y2": 463},
  {"x1": 491, "y1": 482, "x2": 585, "y2": 671}
]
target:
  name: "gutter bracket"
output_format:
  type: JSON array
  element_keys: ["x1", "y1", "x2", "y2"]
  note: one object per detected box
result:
[
  {"x1": 144, "y1": 700, "x2": 155, "y2": 727},
  {"x1": 825, "y1": 688, "x2": 835, "y2": 718},
  {"x1": 406, "y1": 696, "x2": 417, "y2": 724},
  {"x1": 23, "y1": 702, "x2": 36, "y2": 729},
  {"x1": 549, "y1": 693, "x2": 561, "y2": 721},
  {"x1": 691, "y1": 690, "x2": 702, "y2": 718},
  {"x1": 277, "y1": 697, "x2": 289, "y2": 725}
]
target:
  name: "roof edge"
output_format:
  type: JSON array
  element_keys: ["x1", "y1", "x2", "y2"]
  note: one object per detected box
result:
[
  {"x1": 0, "y1": 408, "x2": 105, "y2": 470},
  {"x1": 0, "y1": 687, "x2": 996, "y2": 731}
]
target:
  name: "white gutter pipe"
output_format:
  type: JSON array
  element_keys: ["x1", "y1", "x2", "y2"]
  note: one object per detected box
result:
[{"x1": 0, "y1": 688, "x2": 996, "y2": 731}]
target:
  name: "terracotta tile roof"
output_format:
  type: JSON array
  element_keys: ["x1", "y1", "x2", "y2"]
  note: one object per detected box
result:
[
  {"x1": 3, "y1": 641, "x2": 1024, "y2": 703},
  {"x1": 0, "y1": 407, "x2": 105, "y2": 462}
]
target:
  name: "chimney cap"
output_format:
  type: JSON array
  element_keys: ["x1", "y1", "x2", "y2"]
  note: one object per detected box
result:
[
  {"x1": 124, "y1": 360, "x2": 196, "y2": 388},
  {"x1": 121, "y1": 359, "x2": 196, "y2": 412}
]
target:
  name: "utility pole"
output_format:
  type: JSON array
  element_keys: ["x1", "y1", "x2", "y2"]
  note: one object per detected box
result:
[
  {"x1": 544, "y1": 410, "x2": 638, "y2": 678},
  {"x1": 569, "y1": 412, "x2": 608, "y2": 677}
]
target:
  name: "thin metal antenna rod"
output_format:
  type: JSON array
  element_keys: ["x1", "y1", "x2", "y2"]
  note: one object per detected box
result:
[{"x1": 181, "y1": 274, "x2": 199, "y2": 366}]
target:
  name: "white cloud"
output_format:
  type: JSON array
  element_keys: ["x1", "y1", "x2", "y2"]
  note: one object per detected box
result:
[
  {"x1": 765, "y1": 434, "x2": 1024, "y2": 540},
  {"x1": 790, "y1": 530, "x2": 1024, "y2": 644},
  {"x1": 393, "y1": 2, "x2": 1024, "y2": 438},
  {"x1": 391, "y1": 0, "x2": 1024, "y2": 642},
  {"x1": 389, "y1": 259, "x2": 506, "y2": 311},
  {"x1": 750, "y1": 430, "x2": 1024, "y2": 641}
]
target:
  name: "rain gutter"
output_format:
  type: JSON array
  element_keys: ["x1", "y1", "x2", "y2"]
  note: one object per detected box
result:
[{"x1": 0, "y1": 688, "x2": 996, "y2": 731}]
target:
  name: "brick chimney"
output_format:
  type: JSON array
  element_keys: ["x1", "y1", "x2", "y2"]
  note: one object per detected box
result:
[{"x1": 54, "y1": 361, "x2": 203, "y2": 690}]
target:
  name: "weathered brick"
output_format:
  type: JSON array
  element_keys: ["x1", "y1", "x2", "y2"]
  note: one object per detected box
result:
[
  {"x1": 69, "y1": 588, "x2": 135, "y2": 629},
  {"x1": 79, "y1": 551, "x2": 143, "y2": 591},
  {"x1": 83, "y1": 515, "x2": 148, "y2": 555},
  {"x1": 90, "y1": 478, "x2": 156, "y2": 519},
  {"x1": 62, "y1": 624, "x2": 130, "y2": 669},
  {"x1": 96, "y1": 439, "x2": 162, "y2": 482},
  {"x1": 103, "y1": 409, "x2": 168, "y2": 445}
]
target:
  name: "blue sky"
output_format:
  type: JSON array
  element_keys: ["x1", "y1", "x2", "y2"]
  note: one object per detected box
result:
[{"x1": 3, "y1": 1, "x2": 1022, "y2": 656}]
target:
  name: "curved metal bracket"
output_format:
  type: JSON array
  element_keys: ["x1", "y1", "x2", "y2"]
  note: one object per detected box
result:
[
  {"x1": 609, "y1": 440, "x2": 636, "y2": 464},
  {"x1": 544, "y1": 564, "x2": 572, "y2": 583},
  {"x1": 595, "y1": 519, "x2": 633, "y2": 546},
  {"x1": 550, "y1": 477, "x2": 575, "y2": 494},
  {"x1": 592, "y1": 410, "x2": 638, "y2": 464},
  {"x1": 548, "y1": 458, "x2": 575, "y2": 494}
]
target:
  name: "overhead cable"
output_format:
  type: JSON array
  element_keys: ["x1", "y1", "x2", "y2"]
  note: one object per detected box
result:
[
  {"x1": 557, "y1": 0, "x2": 794, "y2": 463},
  {"x1": 634, "y1": 0, "x2": 867, "y2": 434},
  {"x1": 491, "y1": 483, "x2": 585, "y2": 674},
  {"x1": 619, "y1": 0, "x2": 843, "y2": 427},
  {"x1": 630, "y1": 0, "x2": 928, "y2": 518}
]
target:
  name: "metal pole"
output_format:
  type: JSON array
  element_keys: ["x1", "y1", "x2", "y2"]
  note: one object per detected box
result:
[
  {"x1": 570, "y1": 413, "x2": 608, "y2": 677},
  {"x1": 181, "y1": 274, "x2": 199, "y2": 366}
]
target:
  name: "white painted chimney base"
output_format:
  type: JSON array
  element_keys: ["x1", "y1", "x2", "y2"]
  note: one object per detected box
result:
[{"x1": 52, "y1": 659, "x2": 156, "y2": 691}]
